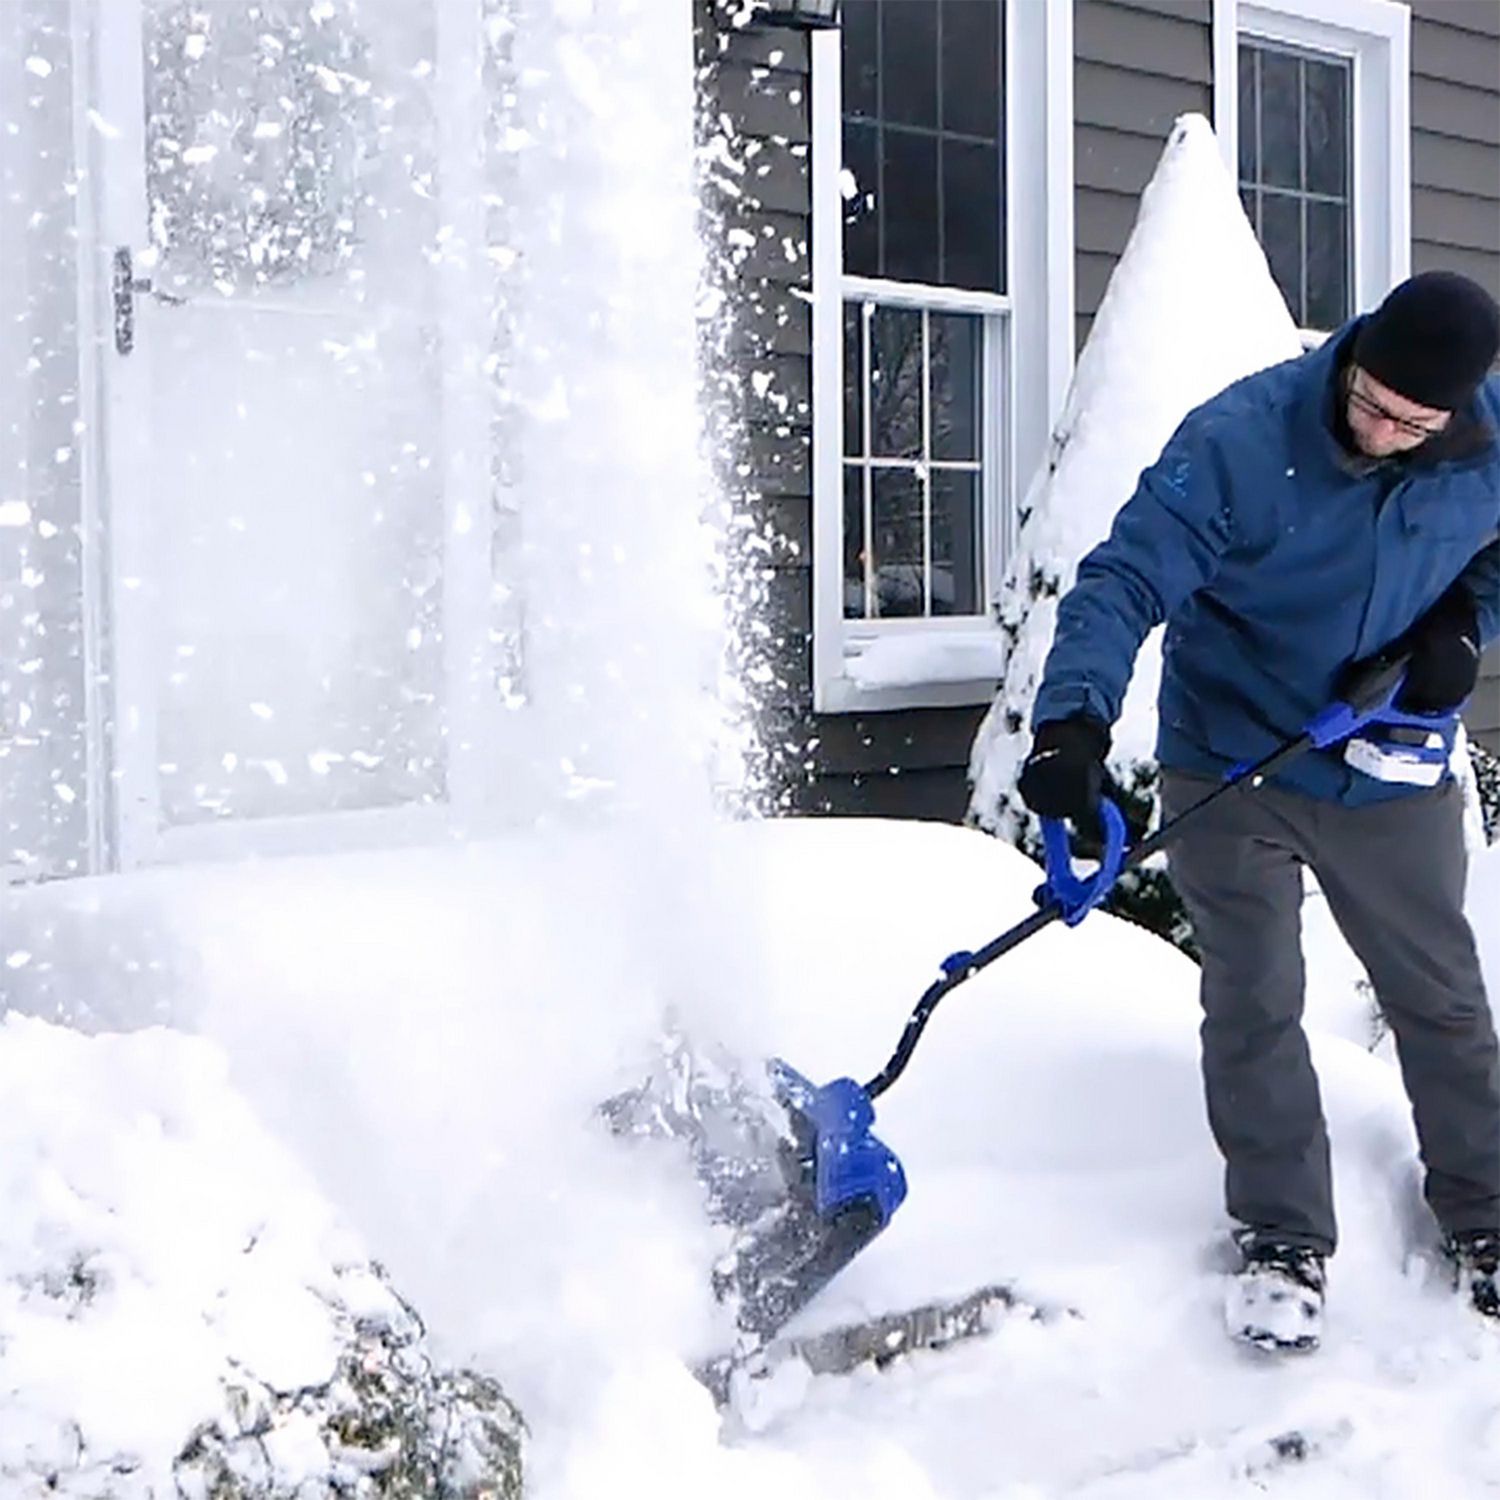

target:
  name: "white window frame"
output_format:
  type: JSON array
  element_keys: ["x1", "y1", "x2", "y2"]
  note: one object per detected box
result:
[
  {"x1": 810, "y1": 3, "x2": 1073, "y2": 714},
  {"x1": 1213, "y1": 0, "x2": 1410, "y2": 340}
]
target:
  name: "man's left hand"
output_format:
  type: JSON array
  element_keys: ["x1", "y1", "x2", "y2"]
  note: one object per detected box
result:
[{"x1": 1398, "y1": 583, "x2": 1481, "y2": 714}]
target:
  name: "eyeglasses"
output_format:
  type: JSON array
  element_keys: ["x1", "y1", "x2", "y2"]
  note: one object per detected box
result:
[{"x1": 1346, "y1": 376, "x2": 1450, "y2": 441}]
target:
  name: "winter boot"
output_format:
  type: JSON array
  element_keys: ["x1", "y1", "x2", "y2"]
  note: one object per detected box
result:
[
  {"x1": 1443, "y1": 1229, "x2": 1500, "y2": 1320},
  {"x1": 1225, "y1": 1231, "x2": 1326, "y2": 1352}
]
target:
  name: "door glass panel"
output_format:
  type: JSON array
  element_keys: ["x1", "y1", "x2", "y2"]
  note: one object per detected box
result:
[{"x1": 141, "y1": 0, "x2": 445, "y2": 826}]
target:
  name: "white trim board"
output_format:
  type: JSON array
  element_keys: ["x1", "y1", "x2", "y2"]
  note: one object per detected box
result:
[
  {"x1": 1212, "y1": 0, "x2": 1411, "y2": 320},
  {"x1": 809, "y1": 2, "x2": 1074, "y2": 715}
]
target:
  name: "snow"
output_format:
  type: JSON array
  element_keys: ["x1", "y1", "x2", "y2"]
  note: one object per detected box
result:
[
  {"x1": 4, "y1": 4, "x2": 1499, "y2": 1495},
  {"x1": 969, "y1": 115, "x2": 1304, "y2": 833},
  {"x1": 846, "y1": 633, "x2": 1007, "y2": 690},
  {"x1": 3, "y1": 821, "x2": 1498, "y2": 1497}
]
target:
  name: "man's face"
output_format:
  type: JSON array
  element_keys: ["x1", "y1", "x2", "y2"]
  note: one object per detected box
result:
[{"x1": 1345, "y1": 366, "x2": 1452, "y2": 458}]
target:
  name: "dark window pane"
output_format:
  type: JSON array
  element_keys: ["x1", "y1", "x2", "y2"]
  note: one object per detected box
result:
[
  {"x1": 1304, "y1": 58, "x2": 1348, "y2": 197},
  {"x1": 931, "y1": 470, "x2": 981, "y2": 617},
  {"x1": 941, "y1": 0, "x2": 1000, "y2": 139},
  {"x1": 881, "y1": 0, "x2": 939, "y2": 130},
  {"x1": 942, "y1": 138, "x2": 1001, "y2": 292},
  {"x1": 842, "y1": 120, "x2": 880, "y2": 276},
  {"x1": 843, "y1": 464, "x2": 867, "y2": 619},
  {"x1": 1259, "y1": 48, "x2": 1301, "y2": 190},
  {"x1": 1240, "y1": 185, "x2": 1259, "y2": 236},
  {"x1": 872, "y1": 467, "x2": 926, "y2": 618},
  {"x1": 1305, "y1": 198, "x2": 1348, "y2": 330},
  {"x1": 869, "y1": 304, "x2": 923, "y2": 458},
  {"x1": 883, "y1": 128, "x2": 940, "y2": 284},
  {"x1": 1238, "y1": 46, "x2": 1257, "y2": 183},
  {"x1": 843, "y1": 302, "x2": 865, "y2": 457},
  {"x1": 930, "y1": 312, "x2": 980, "y2": 462},
  {"x1": 842, "y1": 0, "x2": 879, "y2": 120},
  {"x1": 1262, "y1": 191, "x2": 1304, "y2": 324}
]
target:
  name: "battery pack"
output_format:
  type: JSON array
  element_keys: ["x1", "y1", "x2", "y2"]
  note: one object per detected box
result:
[{"x1": 1344, "y1": 723, "x2": 1449, "y2": 786}]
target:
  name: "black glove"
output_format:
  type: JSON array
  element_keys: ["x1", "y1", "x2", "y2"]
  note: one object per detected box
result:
[
  {"x1": 1398, "y1": 584, "x2": 1481, "y2": 714},
  {"x1": 1017, "y1": 715, "x2": 1112, "y2": 828}
]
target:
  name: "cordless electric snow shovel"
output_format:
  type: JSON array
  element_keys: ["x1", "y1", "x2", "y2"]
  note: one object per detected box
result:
[{"x1": 725, "y1": 654, "x2": 1454, "y2": 1342}]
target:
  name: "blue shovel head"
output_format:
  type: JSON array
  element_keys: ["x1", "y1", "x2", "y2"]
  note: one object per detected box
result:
[{"x1": 714, "y1": 1059, "x2": 908, "y2": 1342}]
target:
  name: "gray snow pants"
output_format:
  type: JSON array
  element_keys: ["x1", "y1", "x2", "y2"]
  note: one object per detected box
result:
[{"x1": 1161, "y1": 769, "x2": 1500, "y2": 1255}]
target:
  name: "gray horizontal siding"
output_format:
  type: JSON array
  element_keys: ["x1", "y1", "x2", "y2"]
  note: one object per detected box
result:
[
  {"x1": 1411, "y1": 2, "x2": 1500, "y2": 308},
  {"x1": 1410, "y1": 0, "x2": 1500, "y2": 754},
  {"x1": 699, "y1": 0, "x2": 813, "y2": 728},
  {"x1": 795, "y1": 701, "x2": 990, "y2": 817},
  {"x1": 1073, "y1": 0, "x2": 1212, "y2": 347}
]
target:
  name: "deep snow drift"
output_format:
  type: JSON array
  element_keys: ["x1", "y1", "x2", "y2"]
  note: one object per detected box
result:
[{"x1": 4, "y1": 817, "x2": 1498, "y2": 1498}]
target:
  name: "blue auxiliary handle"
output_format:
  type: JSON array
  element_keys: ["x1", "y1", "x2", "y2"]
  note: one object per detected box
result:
[{"x1": 1037, "y1": 799, "x2": 1129, "y2": 926}]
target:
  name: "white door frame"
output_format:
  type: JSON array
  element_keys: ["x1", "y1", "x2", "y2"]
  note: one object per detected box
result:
[{"x1": 83, "y1": 0, "x2": 497, "y2": 869}]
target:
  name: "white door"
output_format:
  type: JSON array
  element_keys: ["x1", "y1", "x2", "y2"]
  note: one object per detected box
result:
[{"x1": 89, "y1": 0, "x2": 494, "y2": 867}]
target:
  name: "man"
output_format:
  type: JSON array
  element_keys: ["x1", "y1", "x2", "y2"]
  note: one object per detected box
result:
[{"x1": 1016, "y1": 271, "x2": 1500, "y2": 1351}]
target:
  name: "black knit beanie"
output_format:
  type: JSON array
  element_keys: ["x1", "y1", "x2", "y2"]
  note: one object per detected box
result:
[{"x1": 1352, "y1": 271, "x2": 1500, "y2": 410}]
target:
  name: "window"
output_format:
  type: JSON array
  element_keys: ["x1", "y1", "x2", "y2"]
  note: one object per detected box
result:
[
  {"x1": 1238, "y1": 40, "x2": 1351, "y2": 330},
  {"x1": 843, "y1": 302, "x2": 983, "y2": 620},
  {"x1": 1214, "y1": 0, "x2": 1410, "y2": 338},
  {"x1": 811, "y1": 1, "x2": 1072, "y2": 712}
]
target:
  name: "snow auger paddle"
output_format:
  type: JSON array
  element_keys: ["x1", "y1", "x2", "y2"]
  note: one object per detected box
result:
[{"x1": 721, "y1": 655, "x2": 1449, "y2": 1344}]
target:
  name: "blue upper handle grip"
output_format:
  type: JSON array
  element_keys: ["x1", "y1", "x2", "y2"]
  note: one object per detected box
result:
[
  {"x1": 1039, "y1": 798, "x2": 1129, "y2": 927},
  {"x1": 1306, "y1": 671, "x2": 1460, "y2": 750}
]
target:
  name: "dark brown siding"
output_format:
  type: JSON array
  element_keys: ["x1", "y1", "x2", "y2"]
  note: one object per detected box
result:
[
  {"x1": 1409, "y1": 0, "x2": 1500, "y2": 752},
  {"x1": 1074, "y1": 0, "x2": 1212, "y2": 350}
]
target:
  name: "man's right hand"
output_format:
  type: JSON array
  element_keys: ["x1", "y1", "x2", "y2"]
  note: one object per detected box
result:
[{"x1": 1017, "y1": 715, "x2": 1112, "y2": 826}]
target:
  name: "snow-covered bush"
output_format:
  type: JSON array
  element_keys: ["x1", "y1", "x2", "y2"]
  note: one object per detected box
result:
[
  {"x1": 1470, "y1": 738, "x2": 1500, "y2": 844},
  {"x1": 0, "y1": 1017, "x2": 524, "y2": 1499},
  {"x1": 966, "y1": 115, "x2": 1302, "y2": 947}
]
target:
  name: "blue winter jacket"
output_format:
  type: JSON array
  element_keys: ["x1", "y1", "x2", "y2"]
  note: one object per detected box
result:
[{"x1": 1033, "y1": 318, "x2": 1500, "y2": 804}]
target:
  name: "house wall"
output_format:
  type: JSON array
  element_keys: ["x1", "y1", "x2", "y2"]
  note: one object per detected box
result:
[
  {"x1": 705, "y1": 0, "x2": 1500, "y2": 826},
  {"x1": 696, "y1": 2, "x2": 988, "y2": 818},
  {"x1": 1408, "y1": 0, "x2": 1500, "y2": 749},
  {"x1": 1075, "y1": 0, "x2": 1212, "y2": 350}
]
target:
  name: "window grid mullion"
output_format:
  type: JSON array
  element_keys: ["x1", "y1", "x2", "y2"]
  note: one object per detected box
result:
[
  {"x1": 935, "y1": 2, "x2": 946, "y2": 285},
  {"x1": 861, "y1": 300, "x2": 875, "y2": 620},
  {"x1": 1298, "y1": 57, "x2": 1308, "y2": 326},
  {"x1": 922, "y1": 308, "x2": 933, "y2": 617}
]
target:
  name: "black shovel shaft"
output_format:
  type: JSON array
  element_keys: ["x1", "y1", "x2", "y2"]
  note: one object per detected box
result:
[{"x1": 861, "y1": 729, "x2": 1317, "y2": 1101}]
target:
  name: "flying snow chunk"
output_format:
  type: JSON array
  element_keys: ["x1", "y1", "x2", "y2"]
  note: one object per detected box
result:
[
  {"x1": 0, "y1": 501, "x2": 33, "y2": 528},
  {"x1": 24, "y1": 56, "x2": 52, "y2": 78}
]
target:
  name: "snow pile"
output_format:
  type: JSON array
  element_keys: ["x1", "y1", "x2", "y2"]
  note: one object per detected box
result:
[
  {"x1": 0, "y1": 1017, "x2": 522, "y2": 1498},
  {"x1": 967, "y1": 114, "x2": 1302, "y2": 833},
  {"x1": 6, "y1": 820, "x2": 1498, "y2": 1498}
]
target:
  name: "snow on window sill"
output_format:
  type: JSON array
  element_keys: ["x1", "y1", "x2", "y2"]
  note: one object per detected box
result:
[{"x1": 816, "y1": 625, "x2": 1006, "y2": 714}]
